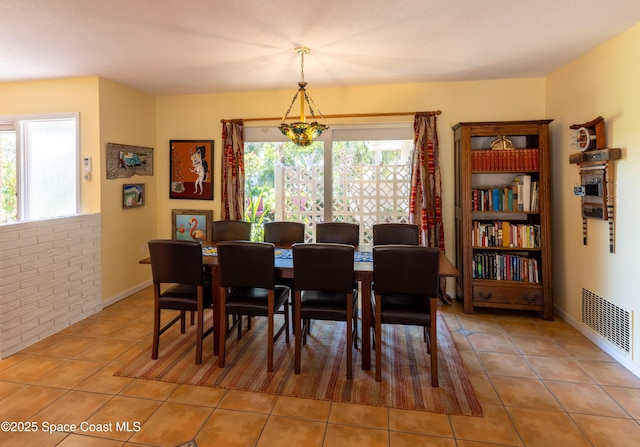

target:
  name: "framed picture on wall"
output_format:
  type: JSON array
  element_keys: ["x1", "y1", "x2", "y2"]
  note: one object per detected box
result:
[
  {"x1": 122, "y1": 183, "x2": 145, "y2": 208},
  {"x1": 171, "y1": 209, "x2": 213, "y2": 242},
  {"x1": 169, "y1": 140, "x2": 214, "y2": 200}
]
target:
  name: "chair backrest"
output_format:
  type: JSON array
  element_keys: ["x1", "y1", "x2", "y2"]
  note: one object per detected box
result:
[
  {"x1": 373, "y1": 223, "x2": 419, "y2": 246},
  {"x1": 293, "y1": 243, "x2": 354, "y2": 293},
  {"x1": 316, "y1": 222, "x2": 359, "y2": 245},
  {"x1": 373, "y1": 245, "x2": 439, "y2": 297},
  {"x1": 211, "y1": 220, "x2": 251, "y2": 242},
  {"x1": 264, "y1": 221, "x2": 305, "y2": 244},
  {"x1": 216, "y1": 241, "x2": 275, "y2": 289},
  {"x1": 148, "y1": 239, "x2": 204, "y2": 286}
]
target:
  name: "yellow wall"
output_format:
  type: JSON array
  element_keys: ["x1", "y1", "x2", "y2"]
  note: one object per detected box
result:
[
  {"x1": 98, "y1": 79, "x2": 157, "y2": 300},
  {"x1": 547, "y1": 23, "x2": 640, "y2": 363},
  {"x1": 0, "y1": 77, "x2": 101, "y2": 212}
]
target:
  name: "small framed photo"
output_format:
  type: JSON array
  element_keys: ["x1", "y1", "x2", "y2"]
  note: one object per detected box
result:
[
  {"x1": 171, "y1": 209, "x2": 213, "y2": 241},
  {"x1": 170, "y1": 140, "x2": 214, "y2": 200},
  {"x1": 122, "y1": 183, "x2": 145, "y2": 208}
]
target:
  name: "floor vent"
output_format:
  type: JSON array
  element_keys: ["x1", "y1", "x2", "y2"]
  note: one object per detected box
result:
[{"x1": 581, "y1": 288, "x2": 632, "y2": 355}]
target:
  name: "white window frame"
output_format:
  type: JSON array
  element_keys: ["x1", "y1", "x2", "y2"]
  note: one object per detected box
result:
[
  {"x1": 245, "y1": 122, "x2": 413, "y2": 221},
  {"x1": 0, "y1": 112, "x2": 80, "y2": 222}
]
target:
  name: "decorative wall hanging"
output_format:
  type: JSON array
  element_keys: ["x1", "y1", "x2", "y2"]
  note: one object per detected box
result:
[
  {"x1": 171, "y1": 209, "x2": 213, "y2": 242},
  {"x1": 569, "y1": 116, "x2": 621, "y2": 253},
  {"x1": 106, "y1": 143, "x2": 154, "y2": 179},
  {"x1": 170, "y1": 140, "x2": 214, "y2": 200},
  {"x1": 122, "y1": 183, "x2": 144, "y2": 208}
]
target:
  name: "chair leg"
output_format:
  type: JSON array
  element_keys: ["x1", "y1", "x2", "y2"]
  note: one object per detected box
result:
[
  {"x1": 180, "y1": 310, "x2": 186, "y2": 333},
  {"x1": 346, "y1": 294, "x2": 353, "y2": 380},
  {"x1": 375, "y1": 295, "x2": 382, "y2": 382},
  {"x1": 218, "y1": 288, "x2": 227, "y2": 368},
  {"x1": 294, "y1": 291, "x2": 302, "y2": 374},
  {"x1": 430, "y1": 298, "x2": 438, "y2": 387},
  {"x1": 195, "y1": 288, "x2": 204, "y2": 365},
  {"x1": 152, "y1": 308, "x2": 161, "y2": 360},
  {"x1": 284, "y1": 301, "x2": 290, "y2": 344}
]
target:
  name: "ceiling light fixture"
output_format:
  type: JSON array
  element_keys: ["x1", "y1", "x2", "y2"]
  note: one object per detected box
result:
[{"x1": 278, "y1": 47, "x2": 328, "y2": 146}]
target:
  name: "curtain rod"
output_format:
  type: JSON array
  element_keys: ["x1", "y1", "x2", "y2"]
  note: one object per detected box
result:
[{"x1": 221, "y1": 110, "x2": 441, "y2": 124}]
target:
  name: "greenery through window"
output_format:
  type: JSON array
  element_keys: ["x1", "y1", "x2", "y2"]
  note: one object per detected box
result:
[{"x1": 244, "y1": 125, "x2": 413, "y2": 242}]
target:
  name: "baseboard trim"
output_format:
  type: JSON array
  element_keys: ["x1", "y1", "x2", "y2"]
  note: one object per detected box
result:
[{"x1": 102, "y1": 280, "x2": 152, "y2": 308}]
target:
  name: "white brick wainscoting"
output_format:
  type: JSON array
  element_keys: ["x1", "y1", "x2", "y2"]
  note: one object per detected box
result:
[{"x1": 0, "y1": 214, "x2": 102, "y2": 358}]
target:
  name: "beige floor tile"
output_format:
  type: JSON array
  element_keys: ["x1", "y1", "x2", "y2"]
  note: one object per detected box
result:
[
  {"x1": 458, "y1": 350, "x2": 485, "y2": 374},
  {"x1": 107, "y1": 323, "x2": 152, "y2": 342},
  {"x1": 499, "y1": 320, "x2": 547, "y2": 338},
  {"x1": 467, "y1": 373, "x2": 502, "y2": 404},
  {"x1": 57, "y1": 434, "x2": 125, "y2": 446},
  {"x1": 75, "y1": 364, "x2": 134, "y2": 394},
  {"x1": 546, "y1": 381, "x2": 629, "y2": 417},
  {"x1": 72, "y1": 318, "x2": 129, "y2": 338},
  {"x1": 38, "y1": 335, "x2": 101, "y2": 358},
  {"x1": 527, "y1": 356, "x2": 594, "y2": 383},
  {"x1": 195, "y1": 408, "x2": 268, "y2": 447},
  {"x1": 476, "y1": 352, "x2": 538, "y2": 378},
  {"x1": 603, "y1": 386, "x2": 640, "y2": 418},
  {"x1": 83, "y1": 395, "x2": 162, "y2": 441},
  {"x1": 389, "y1": 408, "x2": 452, "y2": 437},
  {"x1": 0, "y1": 384, "x2": 67, "y2": 420},
  {"x1": 450, "y1": 331, "x2": 474, "y2": 350},
  {"x1": 218, "y1": 389, "x2": 277, "y2": 413},
  {"x1": 324, "y1": 423, "x2": 388, "y2": 447},
  {"x1": 167, "y1": 384, "x2": 226, "y2": 408},
  {"x1": 0, "y1": 355, "x2": 66, "y2": 383},
  {"x1": 256, "y1": 415, "x2": 326, "y2": 447},
  {"x1": 555, "y1": 339, "x2": 615, "y2": 361},
  {"x1": 31, "y1": 359, "x2": 104, "y2": 389},
  {"x1": 577, "y1": 360, "x2": 640, "y2": 387},
  {"x1": 467, "y1": 333, "x2": 519, "y2": 354},
  {"x1": 119, "y1": 378, "x2": 179, "y2": 401},
  {"x1": 109, "y1": 342, "x2": 149, "y2": 366},
  {"x1": 129, "y1": 401, "x2": 212, "y2": 446},
  {"x1": 0, "y1": 380, "x2": 24, "y2": 400},
  {"x1": 0, "y1": 428, "x2": 67, "y2": 446},
  {"x1": 506, "y1": 407, "x2": 591, "y2": 447},
  {"x1": 390, "y1": 431, "x2": 456, "y2": 447},
  {"x1": 510, "y1": 336, "x2": 568, "y2": 357},
  {"x1": 73, "y1": 339, "x2": 140, "y2": 363},
  {"x1": 491, "y1": 376, "x2": 562, "y2": 411},
  {"x1": 450, "y1": 404, "x2": 522, "y2": 446},
  {"x1": 457, "y1": 316, "x2": 504, "y2": 335},
  {"x1": 328, "y1": 401, "x2": 389, "y2": 429},
  {"x1": 571, "y1": 413, "x2": 640, "y2": 447},
  {"x1": 271, "y1": 395, "x2": 331, "y2": 421},
  {"x1": 0, "y1": 352, "x2": 31, "y2": 371},
  {"x1": 32, "y1": 390, "x2": 113, "y2": 425}
]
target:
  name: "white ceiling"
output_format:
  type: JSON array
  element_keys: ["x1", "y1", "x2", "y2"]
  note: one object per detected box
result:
[{"x1": 1, "y1": 0, "x2": 639, "y2": 96}]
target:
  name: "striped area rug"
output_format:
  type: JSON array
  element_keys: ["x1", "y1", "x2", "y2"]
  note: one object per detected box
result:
[{"x1": 115, "y1": 314, "x2": 482, "y2": 416}]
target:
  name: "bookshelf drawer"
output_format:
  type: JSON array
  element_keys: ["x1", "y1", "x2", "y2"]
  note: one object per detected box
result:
[{"x1": 473, "y1": 283, "x2": 543, "y2": 306}]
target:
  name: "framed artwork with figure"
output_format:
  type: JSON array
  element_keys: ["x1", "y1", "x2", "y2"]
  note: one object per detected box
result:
[
  {"x1": 171, "y1": 209, "x2": 213, "y2": 242},
  {"x1": 169, "y1": 140, "x2": 214, "y2": 200}
]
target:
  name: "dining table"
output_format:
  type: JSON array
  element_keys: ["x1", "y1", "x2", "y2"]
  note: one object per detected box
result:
[{"x1": 140, "y1": 242, "x2": 460, "y2": 370}]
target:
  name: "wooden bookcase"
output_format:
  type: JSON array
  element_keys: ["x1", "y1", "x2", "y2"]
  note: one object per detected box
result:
[{"x1": 453, "y1": 120, "x2": 553, "y2": 320}]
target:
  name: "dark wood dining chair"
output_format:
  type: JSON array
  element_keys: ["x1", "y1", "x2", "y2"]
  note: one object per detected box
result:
[
  {"x1": 148, "y1": 240, "x2": 214, "y2": 365},
  {"x1": 211, "y1": 220, "x2": 251, "y2": 242},
  {"x1": 372, "y1": 245, "x2": 440, "y2": 386},
  {"x1": 264, "y1": 221, "x2": 305, "y2": 334},
  {"x1": 292, "y1": 243, "x2": 358, "y2": 379},
  {"x1": 372, "y1": 223, "x2": 419, "y2": 246},
  {"x1": 216, "y1": 241, "x2": 290, "y2": 372},
  {"x1": 264, "y1": 221, "x2": 305, "y2": 244},
  {"x1": 316, "y1": 222, "x2": 359, "y2": 245}
]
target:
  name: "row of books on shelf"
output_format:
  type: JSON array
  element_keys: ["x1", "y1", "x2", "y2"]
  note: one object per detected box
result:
[
  {"x1": 472, "y1": 252, "x2": 540, "y2": 283},
  {"x1": 472, "y1": 221, "x2": 541, "y2": 248},
  {"x1": 472, "y1": 148, "x2": 539, "y2": 172},
  {"x1": 472, "y1": 174, "x2": 539, "y2": 212}
]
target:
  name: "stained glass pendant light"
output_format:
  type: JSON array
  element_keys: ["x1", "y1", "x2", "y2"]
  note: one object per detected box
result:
[{"x1": 278, "y1": 47, "x2": 329, "y2": 146}]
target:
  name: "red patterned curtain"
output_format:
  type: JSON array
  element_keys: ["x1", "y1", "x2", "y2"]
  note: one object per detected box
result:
[
  {"x1": 410, "y1": 112, "x2": 444, "y2": 250},
  {"x1": 221, "y1": 120, "x2": 245, "y2": 220}
]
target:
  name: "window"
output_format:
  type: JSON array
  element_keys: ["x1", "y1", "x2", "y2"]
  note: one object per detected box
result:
[
  {"x1": 244, "y1": 124, "x2": 413, "y2": 243},
  {"x1": 0, "y1": 114, "x2": 79, "y2": 224}
]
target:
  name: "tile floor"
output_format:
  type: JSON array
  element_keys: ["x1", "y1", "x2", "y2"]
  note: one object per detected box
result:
[{"x1": 1, "y1": 287, "x2": 640, "y2": 447}]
